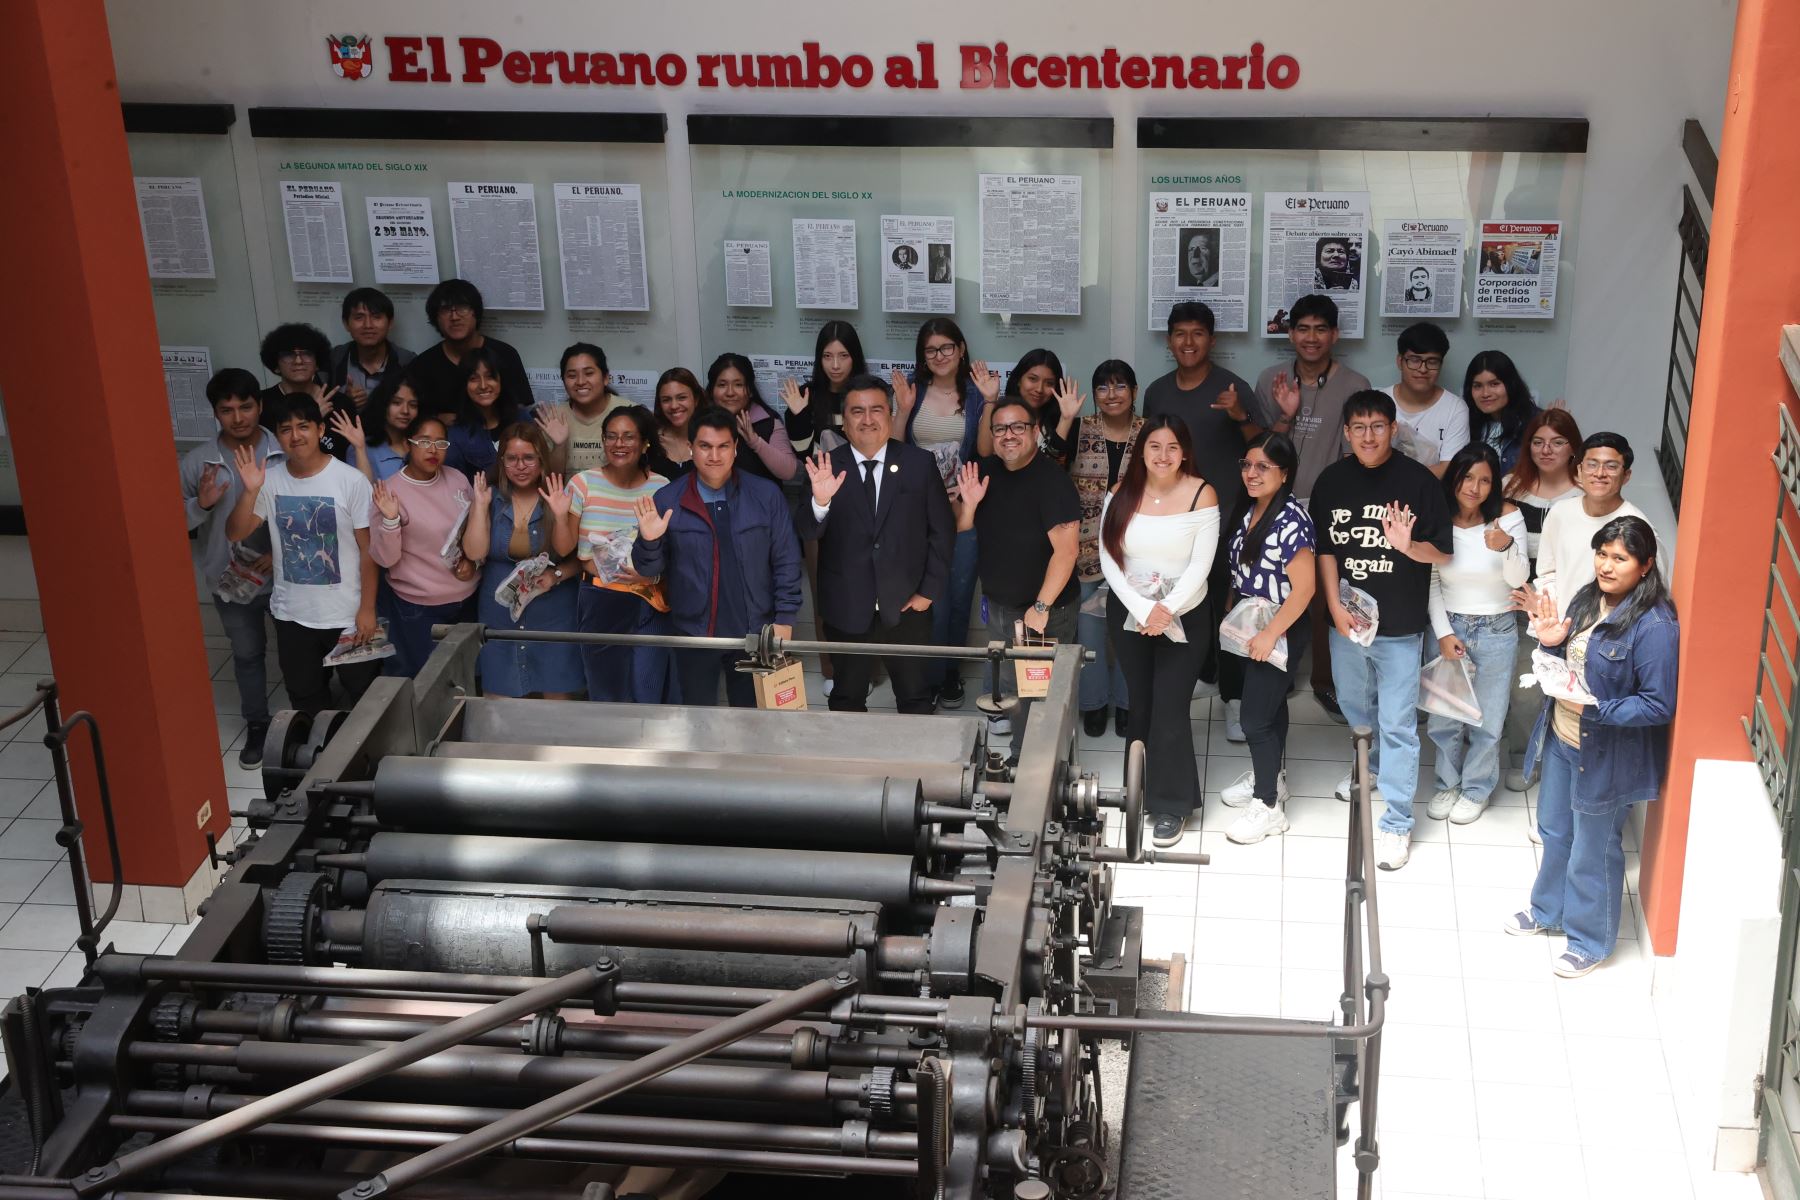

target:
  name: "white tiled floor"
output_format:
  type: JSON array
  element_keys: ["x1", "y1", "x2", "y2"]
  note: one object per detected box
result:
[{"x1": 0, "y1": 534, "x2": 1766, "y2": 1198}]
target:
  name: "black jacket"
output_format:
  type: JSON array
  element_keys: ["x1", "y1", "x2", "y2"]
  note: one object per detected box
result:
[{"x1": 794, "y1": 439, "x2": 954, "y2": 635}]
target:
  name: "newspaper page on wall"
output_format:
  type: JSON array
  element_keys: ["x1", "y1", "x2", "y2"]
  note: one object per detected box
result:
[
  {"x1": 554, "y1": 183, "x2": 649, "y2": 312},
  {"x1": 792, "y1": 219, "x2": 858, "y2": 310},
  {"x1": 134, "y1": 177, "x2": 216, "y2": 280},
  {"x1": 1379, "y1": 218, "x2": 1466, "y2": 319},
  {"x1": 1259, "y1": 191, "x2": 1370, "y2": 338},
  {"x1": 366, "y1": 197, "x2": 439, "y2": 286},
  {"x1": 750, "y1": 354, "x2": 818, "y2": 414},
  {"x1": 446, "y1": 182, "x2": 545, "y2": 311},
  {"x1": 609, "y1": 369, "x2": 657, "y2": 406},
  {"x1": 279, "y1": 181, "x2": 353, "y2": 285},
  {"x1": 1147, "y1": 192, "x2": 1252, "y2": 332},
  {"x1": 1473, "y1": 221, "x2": 1562, "y2": 319},
  {"x1": 163, "y1": 346, "x2": 215, "y2": 439},
  {"x1": 880, "y1": 215, "x2": 954, "y2": 314},
  {"x1": 724, "y1": 240, "x2": 773, "y2": 307},
  {"x1": 978, "y1": 174, "x2": 1082, "y2": 317}
]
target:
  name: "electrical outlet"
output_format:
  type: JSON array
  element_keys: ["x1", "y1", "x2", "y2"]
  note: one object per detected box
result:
[{"x1": 195, "y1": 800, "x2": 212, "y2": 830}]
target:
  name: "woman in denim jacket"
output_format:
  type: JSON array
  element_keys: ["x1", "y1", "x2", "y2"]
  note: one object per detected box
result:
[{"x1": 1506, "y1": 515, "x2": 1678, "y2": 977}]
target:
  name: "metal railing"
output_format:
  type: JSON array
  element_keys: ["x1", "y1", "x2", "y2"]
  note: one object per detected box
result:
[
  {"x1": 1746, "y1": 406, "x2": 1800, "y2": 821},
  {"x1": 1658, "y1": 184, "x2": 1710, "y2": 511}
]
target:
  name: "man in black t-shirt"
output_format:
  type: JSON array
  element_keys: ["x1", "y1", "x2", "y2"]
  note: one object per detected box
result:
[
  {"x1": 1310, "y1": 389, "x2": 1453, "y2": 872},
  {"x1": 954, "y1": 399, "x2": 1081, "y2": 761},
  {"x1": 404, "y1": 278, "x2": 534, "y2": 420}
]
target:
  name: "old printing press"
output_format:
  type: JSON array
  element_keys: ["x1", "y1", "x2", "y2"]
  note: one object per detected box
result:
[{"x1": 0, "y1": 624, "x2": 1388, "y2": 1199}]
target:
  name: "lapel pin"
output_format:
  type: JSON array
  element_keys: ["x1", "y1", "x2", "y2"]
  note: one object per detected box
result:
[{"x1": 888, "y1": 464, "x2": 899, "y2": 473}]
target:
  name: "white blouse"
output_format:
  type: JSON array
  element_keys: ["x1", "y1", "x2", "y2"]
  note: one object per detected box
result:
[
  {"x1": 1097, "y1": 493, "x2": 1221, "y2": 633},
  {"x1": 1427, "y1": 508, "x2": 1530, "y2": 638}
]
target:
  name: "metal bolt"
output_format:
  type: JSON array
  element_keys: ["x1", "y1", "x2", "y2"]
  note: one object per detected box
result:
[{"x1": 352, "y1": 1183, "x2": 376, "y2": 1197}]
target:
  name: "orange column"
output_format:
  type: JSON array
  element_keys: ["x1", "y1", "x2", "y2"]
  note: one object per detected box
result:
[
  {"x1": 1645, "y1": 0, "x2": 1800, "y2": 952},
  {"x1": 0, "y1": 0, "x2": 227, "y2": 885}
]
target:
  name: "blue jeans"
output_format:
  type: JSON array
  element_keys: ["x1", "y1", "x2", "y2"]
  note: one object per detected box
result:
[
  {"x1": 380, "y1": 585, "x2": 470, "y2": 678},
  {"x1": 1427, "y1": 612, "x2": 1518, "y2": 805},
  {"x1": 1530, "y1": 736, "x2": 1631, "y2": 961},
  {"x1": 1329, "y1": 629, "x2": 1424, "y2": 835},
  {"x1": 933, "y1": 529, "x2": 980, "y2": 687},
  {"x1": 1077, "y1": 579, "x2": 1129, "y2": 712},
  {"x1": 214, "y1": 595, "x2": 271, "y2": 725}
]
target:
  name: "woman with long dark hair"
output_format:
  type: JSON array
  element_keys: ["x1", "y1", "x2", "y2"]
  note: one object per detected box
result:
[
  {"x1": 1071, "y1": 360, "x2": 1142, "y2": 737},
  {"x1": 1462, "y1": 350, "x2": 1539, "y2": 474},
  {"x1": 1508, "y1": 515, "x2": 1678, "y2": 978},
  {"x1": 706, "y1": 352, "x2": 796, "y2": 482},
  {"x1": 1423, "y1": 443, "x2": 1528, "y2": 827},
  {"x1": 447, "y1": 345, "x2": 526, "y2": 477},
  {"x1": 338, "y1": 376, "x2": 419, "y2": 481},
  {"x1": 1098, "y1": 414, "x2": 1220, "y2": 846},
  {"x1": 1218, "y1": 433, "x2": 1316, "y2": 845},
  {"x1": 780, "y1": 321, "x2": 865, "y2": 456},
  {"x1": 649, "y1": 367, "x2": 702, "y2": 479},
  {"x1": 897, "y1": 318, "x2": 999, "y2": 710},
  {"x1": 986, "y1": 347, "x2": 1076, "y2": 463}
]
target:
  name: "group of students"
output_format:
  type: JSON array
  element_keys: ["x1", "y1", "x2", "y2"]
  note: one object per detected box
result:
[{"x1": 181, "y1": 279, "x2": 1676, "y2": 981}]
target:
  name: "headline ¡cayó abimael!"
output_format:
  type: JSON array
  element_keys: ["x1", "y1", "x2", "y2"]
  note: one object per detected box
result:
[{"x1": 383, "y1": 38, "x2": 1300, "y2": 91}]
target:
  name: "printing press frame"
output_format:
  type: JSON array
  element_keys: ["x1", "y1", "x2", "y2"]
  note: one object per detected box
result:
[{"x1": 0, "y1": 623, "x2": 1389, "y2": 1200}]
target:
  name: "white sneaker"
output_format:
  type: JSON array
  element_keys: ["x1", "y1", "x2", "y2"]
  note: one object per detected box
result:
[
  {"x1": 1220, "y1": 769, "x2": 1288, "y2": 809},
  {"x1": 1227, "y1": 803, "x2": 1289, "y2": 845},
  {"x1": 1504, "y1": 768, "x2": 1529, "y2": 792},
  {"x1": 1224, "y1": 699, "x2": 1246, "y2": 743},
  {"x1": 822, "y1": 678, "x2": 835, "y2": 698},
  {"x1": 1449, "y1": 795, "x2": 1487, "y2": 825},
  {"x1": 989, "y1": 715, "x2": 1012, "y2": 737},
  {"x1": 1527, "y1": 819, "x2": 1543, "y2": 846},
  {"x1": 1376, "y1": 830, "x2": 1411, "y2": 871},
  {"x1": 1426, "y1": 787, "x2": 1461, "y2": 821},
  {"x1": 1334, "y1": 775, "x2": 1384, "y2": 807}
]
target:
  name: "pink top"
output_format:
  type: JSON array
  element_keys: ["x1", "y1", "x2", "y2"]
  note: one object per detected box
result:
[{"x1": 367, "y1": 468, "x2": 479, "y2": 606}]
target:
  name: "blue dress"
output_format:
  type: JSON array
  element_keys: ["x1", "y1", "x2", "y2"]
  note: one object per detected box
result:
[{"x1": 476, "y1": 491, "x2": 584, "y2": 696}]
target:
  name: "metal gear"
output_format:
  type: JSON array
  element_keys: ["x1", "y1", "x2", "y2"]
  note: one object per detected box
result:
[
  {"x1": 1020, "y1": 998, "x2": 1047, "y2": 1121},
  {"x1": 866, "y1": 1065, "x2": 897, "y2": 1120},
  {"x1": 261, "y1": 871, "x2": 328, "y2": 965}
]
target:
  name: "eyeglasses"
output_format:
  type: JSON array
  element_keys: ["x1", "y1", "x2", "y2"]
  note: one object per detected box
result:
[
  {"x1": 1238, "y1": 460, "x2": 1278, "y2": 476},
  {"x1": 1530, "y1": 437, "x2": 1571, "y2": 451},
  {"x1": 1347, "y1": 422, "x2": 1391, "y2": 437},
  {"x1": 502, "y1": 454, "x2": 540, "y2": 467},
  {"x1": 1095, "y1": 384, "x2": 1133, "y2": 396},
  {"x1": 1401, "y1": 354, "x2": 1444, "y2": 372},
  {"x1": 923, "y1": 344, "x2": 960, "y2": 360},
  {"x1": 992, "y1": 421, "x2": 1035, "y2": 437},
  {"x1": 407, "y1": 437, "x2": 451, "y2": 451},
  {"x1": 601, "y1": 432, "x2": 640, "y2": 444},
  {"x1": 439, "y1": 304, "x2": 474, "y2": 317},
  {"x1": 1581, "y1": 459, "x2": 1626, "y2": 476},
  {"x1": 277, "y1": 350, "x2": 316, "y2": 362}
]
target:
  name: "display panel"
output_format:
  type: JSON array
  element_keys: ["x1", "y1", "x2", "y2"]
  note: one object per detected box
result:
[
  {"x1": 690, "y1": 136, "x2": 1112, "y2": 409},
  {"x1": 1134, "y1": 146, "x2": 1584, "y2": 406},
  {"x1": 249, "y1": 135, "x2": 678, "y2": 402}
]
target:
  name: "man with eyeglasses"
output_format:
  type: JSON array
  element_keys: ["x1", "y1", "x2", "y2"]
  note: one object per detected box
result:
[
  {"x1": 257, "y1": 322, "x2": 350, "y2": 460},
  {"x1": 1380, "y1": 322, "x2": 1467, "y2": 478},
  {"x1": 224, "y1": 394, "x2": 381, "y2": 717},
  {"x1": 953, "y1": 399, "x2": 1082, "y2": 762},
  {"x1": 796, "y1": 375, "x2": 954, "y2": 715},
  {"x1": 1528, "y1": 432, "x2": 1650, "y2": 620},
  {"x1": 1310, "y1": 390, "x2": 1454, "y2": 871}
]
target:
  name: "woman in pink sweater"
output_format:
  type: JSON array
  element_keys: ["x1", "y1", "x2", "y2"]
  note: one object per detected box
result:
[{"x1": 368, "y1": 416, "x2": 479, "y2": 675}]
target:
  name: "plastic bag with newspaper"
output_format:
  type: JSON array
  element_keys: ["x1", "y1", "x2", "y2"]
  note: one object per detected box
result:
[
  {"x1": 322, "y1": 619, "x2": 395, "y2": 667},
  {"x1": 1121, "y1": 571, "x2": 1186, "y2": 642},
  {"x1": 494, "y1": 553, "x2": 553, "y2": 623},
  {"x1": 1337, "y1": 580, "x2": 1379, "y2": 646},
  {"x1": 1219, "y1": 596, "x2": 1288, "y2": 669}
]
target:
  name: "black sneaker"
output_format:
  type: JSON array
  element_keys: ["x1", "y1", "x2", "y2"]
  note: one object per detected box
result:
[
  {"x1": 1151, "y1": 813, "x2": 1186, "y2": 847},
  {"x1": 1114, "y1": 708, "x2": 1129, "y2": 738},
  {"x1": 1316, "y1": 689, "x2": 1347, "y2": 724},
  {"x1": 938, "y1": 677, "x2": 966, "y2": 710},
  {"x1": 1082, "y1": 707, "x2": 1109, "y2": 737},
  {"x1": 239, "y1": 722, "x2": 269, "y2": 768}
]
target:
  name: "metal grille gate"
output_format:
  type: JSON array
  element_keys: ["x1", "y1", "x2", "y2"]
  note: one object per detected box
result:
[{"x1": 1657, "y1": 185, "x2": 1709, "y2": 510}]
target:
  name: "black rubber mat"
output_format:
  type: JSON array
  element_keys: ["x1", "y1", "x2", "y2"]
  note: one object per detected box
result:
[{"x1": 1117, "y1": 1012, "x2": 1338, "y2": 1200}]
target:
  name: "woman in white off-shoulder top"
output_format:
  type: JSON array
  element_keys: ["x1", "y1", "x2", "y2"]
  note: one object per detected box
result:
[{"x1": 1098, "y1": 415, "x2": 1220, "y2": 847}]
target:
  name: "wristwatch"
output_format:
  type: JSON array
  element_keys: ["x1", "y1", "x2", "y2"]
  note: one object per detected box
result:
[{"x1": 1032, "y1": 601, "x2": 1049, "y2": 615}]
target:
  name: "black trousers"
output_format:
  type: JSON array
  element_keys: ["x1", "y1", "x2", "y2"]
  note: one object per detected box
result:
[
  {"x1": 824, "y1": 609, "x2": 936, "y2": 715},
  {"x1": 1238, "y1": 619, "x2": 1312, "y2": 805},
  {"x1": 273, "y1": 618, "x2": 380, "y2": 717},
  {"x1": 673, "y1": 648, "x2": 756, "y2": 708},
  {"x1": 1108, "y1": 593, "x2": 1203, "y2": 817}
]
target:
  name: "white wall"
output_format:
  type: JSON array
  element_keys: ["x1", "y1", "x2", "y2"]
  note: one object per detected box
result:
[{"x1": 103, "y1": 0, "x2": 1738, "y2": 501}]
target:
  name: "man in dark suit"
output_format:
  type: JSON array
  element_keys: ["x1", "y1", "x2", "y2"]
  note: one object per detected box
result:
[{"x1": 796, "y1": 373, "x2": 954, "y2": 714}]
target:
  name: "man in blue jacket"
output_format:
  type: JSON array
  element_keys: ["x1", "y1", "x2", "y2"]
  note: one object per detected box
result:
[{"x1": 633, "y1": 407, "x2": 802, "y2": 707}]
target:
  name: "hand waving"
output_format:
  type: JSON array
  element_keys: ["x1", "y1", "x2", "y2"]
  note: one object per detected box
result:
[
  {"x1": 890, "y1": 369, "x2": 917, "y2": 419},
  {"x1": 197, "y1": 462, "x2": 230, "y2": 510},
  {"x1": 735, "y1": 409, "x2": 762, "y2": 449},
  {"x1": 1054, "y1": 376, "x2": 1085, "y2": 423},
  {"x1": 471, "y1": 472, "x2": 491, "y2": 508},
  {"x1": 1381, "y1": 502, "x2": 1416, "y2": 555},
  {"x1": 804, "y1": 448, "x2": 845, "y2": 506},
  {"x1": 372, "y1": 479, "x2": 401, "y2": 522},
  {"x1": 234, "y1": 443, "x2": 266, "y2": 493},
  {"x1": 329, "y1": 408, "x2": 366, "y2": 449},
  {"x1": 1530, "y1": 589, "x2": 1572, "y2": 647},
  {"x1": 955, "y1": 461, "x2": 988, "y2": 509},
  {"x1": 533, "y1": 405, "x2": 570, "y2": 447},
  {"x1": 634, "y1": 494, "x2": 671, "y2": 541},
  {"x1": 971, "y1": 361, "x2": 1001, "y2": 405},
  {"x1": 537, "y1": 471, "x2": 571, "y2": 521},
  {"x1": 1271, "y1": 372, "x2": 1302, "y2": 419},
  {"x1": 780, "y1": 378, "x2": 808, "y2": 415}
]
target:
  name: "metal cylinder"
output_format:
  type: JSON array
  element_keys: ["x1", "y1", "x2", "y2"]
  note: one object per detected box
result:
[
  {"x1": 353, "y1": 833, "x2": 925, "y2": 905},
  {"x1": 359, "y1": 882, "x2": 870, "y2": 990},
  {"x1": 371, "y1": 757, "x2": 924, "y2": 852}
]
